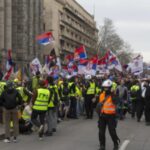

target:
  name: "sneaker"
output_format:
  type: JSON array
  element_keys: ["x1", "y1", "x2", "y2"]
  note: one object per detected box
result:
[
  {"x1": 39, "y1": 137, "x2": 43, "y2": 141},
  {"x1": 13, "y1": 137, "x2": 18, "y2": 143},
  {"x1": 4, "y1": 138, "x2": 11, "y2": 143}
]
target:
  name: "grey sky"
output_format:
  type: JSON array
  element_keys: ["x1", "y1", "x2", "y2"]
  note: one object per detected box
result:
[{"x1": 76, "y1": 0, "x2": 150, "y2": 62}]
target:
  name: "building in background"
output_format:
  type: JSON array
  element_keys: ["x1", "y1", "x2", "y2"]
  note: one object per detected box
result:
[
  {"x1": 0, "y1": 0, "x2": 43, "y2": 68},
  {"x1": 0, "y1": 0, "x2": 98, "y2": 68},
  {"x1": 43, "y1": 0, "x2": 98, "y2": 62}
]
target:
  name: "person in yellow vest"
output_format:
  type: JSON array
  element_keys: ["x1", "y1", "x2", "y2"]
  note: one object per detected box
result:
[
  {"x1": 32, "y1": 71, "x2": 41, "y2": 92},
  {"x1": 31, "y1": 80, "x2": 50, "y2": 140},
  {"x1": 19, "y1": 100, "x2": 32, "y2": 134},
  {"x1": 0, "y1": 80, "x2": 6, "y2": 96},
  {"x1": 68, "y1": 77, "x2": 79, "y2": 119},
  {"x1": 45, "y1": 76, "x2": 59, "y2": 136},
  {"x1": 130, "y1": 80, "x2": 142, "y2": 121},
  {"x1": 16, "y1": 82, "x2": 32, "y2": 103},
  {"x1": 0, "y1": 81, "x2": 23, "y2": 143},
  {"x1": 98, "y1": 79, "x2": 120, "y2": 150},
  {"x1": 85, "y1": 75, "x2": 96, "y2": 119},
  {"x1": 0, "y1": 80, "x2": 6, "y2": 123},
  {"x1": 59, "y1": 78, "x2": 70, "y2": 120}
]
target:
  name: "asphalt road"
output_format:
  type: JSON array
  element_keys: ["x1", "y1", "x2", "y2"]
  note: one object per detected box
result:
[{"x1": 0, "y1": 115, "x2": 150, "y2": 150}]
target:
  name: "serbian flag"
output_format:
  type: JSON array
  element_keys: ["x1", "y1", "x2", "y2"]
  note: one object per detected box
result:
[
  {"x1": 78, "y1": 59, "x2": 88, "y2": 75},
  {"x1": 6, "y1": 49, "x2": 13, "y2": 71},
  {"x1": 3, "y1": 67, "x2": 14, "y2": 81},
  {"x1": 65, "y1": 54, "x2": 74, "y2": 63},
  {"x1": 36, "y1": 32, "x2": 53, "y2": 45},
  {"x1": 74, "y1": 45, "x2": 87, "y2": 61},
  {"x1": 85, "y1": 56, "x2": 98, "y2": 75},
  {"x1": 68, "y1": 65, "x2": 78, "y2": 76},
  {"x1": 106, "y1": 50, "x2": 122, "y2": 72}
]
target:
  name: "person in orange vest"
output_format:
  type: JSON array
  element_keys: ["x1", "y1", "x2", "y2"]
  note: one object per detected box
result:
[{"x1": 98, "y1": 79, "x2": 120, "y2": 150}]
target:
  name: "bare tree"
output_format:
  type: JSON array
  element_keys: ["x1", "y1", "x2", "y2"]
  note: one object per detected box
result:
[{"x1": 97, "y1": 18, "x2": 133, "y2": 64}]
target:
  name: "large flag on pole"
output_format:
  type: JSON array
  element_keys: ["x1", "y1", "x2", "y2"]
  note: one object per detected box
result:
[
  {"x1": 6, "y1": 49, "x2": 13, "y2": 71},
  {"x1": 105, "y1": 50, "x2": 123, "y2": 72},
  {"x1": 74, "y1": 45, "x2": 87, "y2": 61},
  {"x1": 36, "y1": 32, "x2": 54, "y2": 46},
  {"x1": 3, "y1": 50, "x2": 14, "y2": 80}
]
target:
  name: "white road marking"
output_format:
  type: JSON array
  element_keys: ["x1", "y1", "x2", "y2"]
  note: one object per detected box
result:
[{"x1": 119, "y1": 140, "x2": 130, "y2": 150}]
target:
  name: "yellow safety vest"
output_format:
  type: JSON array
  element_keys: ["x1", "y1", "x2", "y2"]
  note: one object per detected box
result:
[
  {"x1": 130, "y1": 85, "x2": 140, "y2": 100},
  {"x1": 86, "y1": 82, "x2": 96, "y2": 95},
  {"x1": 48, "y1": 85, "x2": 59, "y2": 108},
  {"x1": 0, "y1": 81, "x2": 6, "y2": 96},
  {"x1": 69, "y1": 82, "x2": 78, "y2": 97},
  {"x1": 22, "y1": 108, "x2": 31, "y2": 121},
  {"x1": 33, "y1": 88, "x2": 50, "y2": 111},
  {"x1": 16, "y1": 87, "x2": 28, "y2": 102},
  {"x1": 111, "y1": 82, "x2": 117, "y2": 92}
]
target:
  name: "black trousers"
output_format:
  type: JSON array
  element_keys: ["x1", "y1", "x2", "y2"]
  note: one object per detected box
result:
[
  {"x1": 145, "y1": 101, "x2": 150, "y2": 123},
  {"x1": 98, "y1": 114, "x2": 119, "y2": 147},
  {"x1": 131, "y1": 100, "x2": 137, "y2": 118},
  {"x1": 85, "y1": 94, "x2": 94, "y2": 118},
  {"x1": 31, "y1": 110, "x2": 46, "y2": 127},
  {"x1": 136, "y1": 99, "x2": 145, "y2": 121},
  {"x1": 69, "y1": 96, "x2": 77, "y2": 118}
]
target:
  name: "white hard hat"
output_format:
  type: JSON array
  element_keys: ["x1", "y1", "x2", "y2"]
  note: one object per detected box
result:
[
  {"x1": 102, "y1": 79, "x2": 113, "y2": 87},
  {"x1": 85, "y1": 75, "x2": 92, "y2": 80}
]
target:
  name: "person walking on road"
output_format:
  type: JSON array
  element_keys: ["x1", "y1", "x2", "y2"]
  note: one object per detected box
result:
[
  {"x1": 0, "y1": 81, "x2": 22, "y2": 143},
  {"x1": 97, "y1": 79, "x2": 120, "y2": 150},
  {"x1": 31, "y1": 80, "x2": 50, "y2": 140}
]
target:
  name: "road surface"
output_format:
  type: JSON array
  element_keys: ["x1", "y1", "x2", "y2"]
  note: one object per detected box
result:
[{"x1": 0, "y1": 115, "x2": 150, "y2": 150}]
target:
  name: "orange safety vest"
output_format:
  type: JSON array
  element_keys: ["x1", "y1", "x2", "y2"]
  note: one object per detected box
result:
[{"x1": 99, "y1": 92, "x2": 116, "y2": 115}]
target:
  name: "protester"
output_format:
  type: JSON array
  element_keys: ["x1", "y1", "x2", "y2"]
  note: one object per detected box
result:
[
  {"x1": 0, "y1": 81, "x2": 23, "y2": 143},
  {"x1": 31, "y1": 80, "x2": 50, "y2": 140}
]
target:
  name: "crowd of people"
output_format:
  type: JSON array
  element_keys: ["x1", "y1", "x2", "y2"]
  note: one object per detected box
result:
[{"x1": 0, "y1": 71, "x2": 150, "y2": 150}]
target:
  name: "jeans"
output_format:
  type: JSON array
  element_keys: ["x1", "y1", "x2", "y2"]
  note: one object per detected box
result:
[
  {"x1": 31, "y1": 110, "x2": 46, "y2": 127},
  {"x1": 77, "y1": 98, "x2": 84, "y2": 117},
  {"x1": 46, "y1": 108, "x2": 57, "y2": 132}
]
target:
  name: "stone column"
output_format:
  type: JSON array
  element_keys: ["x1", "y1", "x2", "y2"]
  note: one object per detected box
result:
[
  {"x1": 5, "y1": 0, "x2": 12, "y2": 49},
  {"x1": 0, "y1": 0, "x2": 5, "y2": 50}
]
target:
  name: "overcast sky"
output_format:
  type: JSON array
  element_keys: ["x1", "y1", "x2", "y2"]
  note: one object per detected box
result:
[{"x1": 76, "y1": 0, "x2": 150, "y2": 62}]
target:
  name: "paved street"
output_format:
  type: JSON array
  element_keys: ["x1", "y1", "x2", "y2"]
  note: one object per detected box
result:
[{"x1": 0, "y1": 115, "x2": 150, "y2": 150}]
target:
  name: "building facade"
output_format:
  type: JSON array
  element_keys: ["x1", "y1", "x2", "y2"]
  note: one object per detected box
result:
[
  {"x1": 0, "y1": 0, "x2": 43, "y2": 68},
  {"x1": 0, "y1": 0, "x2": 98, "y2": 68},
  {"x1": 43, "y1": 0, "x2": 98, "y2": 60}
]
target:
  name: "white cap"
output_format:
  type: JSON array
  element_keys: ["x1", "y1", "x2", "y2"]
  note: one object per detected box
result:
[{"x1": 102, "y1": 79, "x2": 113, "y2": 87}]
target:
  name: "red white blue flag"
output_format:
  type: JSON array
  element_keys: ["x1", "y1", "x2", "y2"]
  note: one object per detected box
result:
[
  {"x1": 74, "y1": 45, "x2": 87, "y2": 61},
  {"x1": 36, "y1": 32, "x2": 54, "y2": 46}
]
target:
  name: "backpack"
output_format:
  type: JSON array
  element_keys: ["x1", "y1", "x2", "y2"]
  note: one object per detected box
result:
[{"x1": 49, "y1": 86, "x2": 59, "y2": 106}]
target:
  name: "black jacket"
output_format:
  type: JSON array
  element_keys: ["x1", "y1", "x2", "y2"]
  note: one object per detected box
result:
[{"x1": 0, "y1": 88, "x2": 23, "y2": 109}]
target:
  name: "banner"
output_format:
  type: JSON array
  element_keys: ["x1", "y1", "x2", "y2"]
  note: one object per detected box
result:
[
  {"x1": 127, "y1": 55, "x2": 143, "y2": 75},
  {"x1": 30, "y1": 58, "x2": 42, "y2": 75}
]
